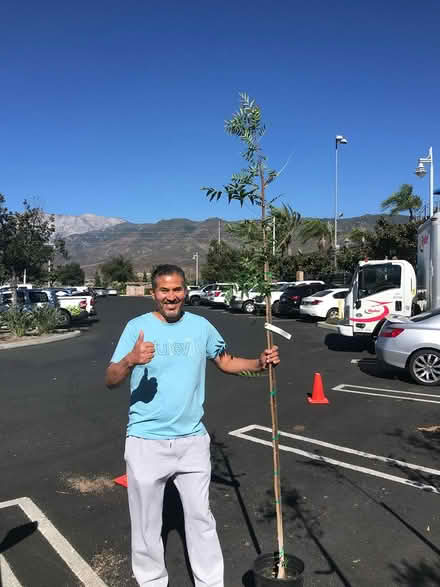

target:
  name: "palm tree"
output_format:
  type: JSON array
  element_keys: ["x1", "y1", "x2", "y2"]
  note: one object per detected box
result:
[
  {"x1": 299, "y1": 219, "x2": 333, "y2": 251},
  {"x1": 381, "y1": 184, "x2": 422, "y2": 220},
  {"x1": 348, "y1": 227, "x2": 368, "y2": 246},
  {"x1": 270, "y1": 204, "x2": 302, "y2": 256}
]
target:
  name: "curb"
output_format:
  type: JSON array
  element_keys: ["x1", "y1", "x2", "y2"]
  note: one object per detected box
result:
[
  {"x1": 0, "y1": 330, "x2": 81, "y2": 350},
  {"x1": 317, "y1": 321, "x2": 339, "y2": 331}
]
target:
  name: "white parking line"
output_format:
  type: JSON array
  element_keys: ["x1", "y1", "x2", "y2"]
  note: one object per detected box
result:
[
  {"x1": 0, "y1": 498, "x2": 108, "y2": 587},
  {"x1": 0, "y1": 555, "x2": 22, "y2": 587},
  {"x1": 332, "y1": 383, "x2": 440, "y2": 404},
  {"x1": 229, "y1": 424, "x2": 440, "y2": 494}
]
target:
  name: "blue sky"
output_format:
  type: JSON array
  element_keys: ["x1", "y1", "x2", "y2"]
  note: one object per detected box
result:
[{"x1": 0, "y1": 0, "x2": 439, "y2": 224}]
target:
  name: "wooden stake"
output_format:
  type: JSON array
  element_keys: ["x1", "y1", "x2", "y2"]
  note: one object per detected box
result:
[{"x1": 260, "y1": 165, "x2": 286, "y2": 579}]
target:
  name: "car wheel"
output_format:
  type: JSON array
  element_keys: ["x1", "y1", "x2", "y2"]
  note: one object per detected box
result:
[
  {"x1": 326, "y1": 307, "x2": 339, "y2": 321},
  {"x1": 272, "y1": 301, "x2": 280, "y2": 315},
  {"x1": 371, "y1": 319, "x2": 386, "y2": 341},
  {"x1": 57, "y1": 308, "x2": 71, "y2": 327},
  {"x1": 190, "y1": 296, "x2": 201, "y2": 306},
  {"x1": 242, "y1": 300, "x2": 255, "y2": 314},
  {"x1": 409, "y1": 349, "x2": 440, "y2": 386}
]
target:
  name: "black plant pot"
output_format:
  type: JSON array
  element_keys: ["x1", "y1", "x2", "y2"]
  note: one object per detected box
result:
[{"x1": 253, "y1": 552, "x2": 305, "y2": 586}]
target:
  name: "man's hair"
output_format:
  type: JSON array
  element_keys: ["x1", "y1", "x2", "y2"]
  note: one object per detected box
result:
[{"x1": 151, "y1": 264, "x2": 186, "y2": 290}]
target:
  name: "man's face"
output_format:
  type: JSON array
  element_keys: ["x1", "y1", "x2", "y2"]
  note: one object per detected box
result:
[{"x1": 152, "y1": 273, "x2": 187, "y2": 322}]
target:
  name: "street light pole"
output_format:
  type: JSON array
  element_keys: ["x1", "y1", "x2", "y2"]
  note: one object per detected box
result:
[
  {"x1": 192, "y1": 252, "x2": 199, "y2": 286},
  {"x1": 335, "y1": 135, "x2": 348, "y2": 269},
  {"x1": 415, "y1": 147, "x2": 434, "y2": 217}
]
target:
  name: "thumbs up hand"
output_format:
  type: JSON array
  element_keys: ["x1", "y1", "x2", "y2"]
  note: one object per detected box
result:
[{"x1": 129, "y1": 330, "x2": 155, "y2": 366}]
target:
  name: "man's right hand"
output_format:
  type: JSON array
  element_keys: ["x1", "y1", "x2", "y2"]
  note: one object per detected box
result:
[{"x1": 128, "y1": 330, "x2": 155, "y2": 366}]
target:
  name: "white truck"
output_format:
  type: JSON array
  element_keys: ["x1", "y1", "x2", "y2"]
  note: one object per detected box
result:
[{"x1": 337, "y1": 213, "x2": 440, "y2": 338}]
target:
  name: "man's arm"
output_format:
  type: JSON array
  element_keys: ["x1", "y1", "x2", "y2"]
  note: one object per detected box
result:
[
  {"x1": 105, "y1": 355, "x2": 136, "y2": 389},
  {"x1": 212, "y1": 346, "x2": 279, "y2": 375},
  {"x1": 105, "y1": 330, "x2": 155, "y2": 389}
]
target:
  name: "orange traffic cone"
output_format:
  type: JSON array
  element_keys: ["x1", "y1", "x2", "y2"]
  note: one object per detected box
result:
[
  {"x1": 113, "y1": 474, "x2": 128, "y2": 487},
  {"x1": 308, "y1": 373, "x2": 329, "y2": 404}
]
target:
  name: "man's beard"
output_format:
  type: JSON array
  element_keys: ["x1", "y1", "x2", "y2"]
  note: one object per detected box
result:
[{"x1": 160, "y1": 301, "x2": 184, "y2": 323}]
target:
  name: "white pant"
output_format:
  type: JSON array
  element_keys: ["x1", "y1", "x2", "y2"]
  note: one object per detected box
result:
[{"x1": 125, "y1": 434, "x2": 224, "y2": 587}]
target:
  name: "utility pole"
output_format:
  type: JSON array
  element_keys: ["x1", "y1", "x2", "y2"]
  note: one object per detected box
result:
[
  {"x1": 192, "y1": 252, "x2": 199, "y2": 286},
  {"x1": 272, "y1": 216, "x2": 276, "y2": 255},
  {"x1": 335, "y1": 134, "x2": 348, "y2": 270}
]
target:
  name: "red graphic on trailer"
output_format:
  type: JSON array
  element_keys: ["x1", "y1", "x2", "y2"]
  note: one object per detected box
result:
[{"x1": 350, "y1": 301, "x2": 390, "y2": 323}]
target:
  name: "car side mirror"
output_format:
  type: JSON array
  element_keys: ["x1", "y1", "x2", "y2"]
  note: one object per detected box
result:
[{"x1": 355, "y1": 300, "x2": 361, "y2": 309}]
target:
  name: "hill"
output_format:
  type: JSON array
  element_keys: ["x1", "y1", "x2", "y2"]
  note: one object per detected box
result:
[{"x1": 60, "y1": 213, "x2": 409, "y2": 278}]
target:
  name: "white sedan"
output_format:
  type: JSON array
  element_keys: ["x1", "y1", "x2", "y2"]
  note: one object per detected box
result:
[{"x1": 300, "y1": 288, "x2": 348, "y2": 321}]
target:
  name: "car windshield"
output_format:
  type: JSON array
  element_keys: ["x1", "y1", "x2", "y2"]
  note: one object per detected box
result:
[
  {"x1": 283, "y1": 287, "x2": 307, "y2": 295},
  {"x1": 412, "y1": 307, "x2": 440, "y2": 323},
  {"x1": 311, "y1": 289, "x2": 333, "y2": 297},
  {"x1": 358, "y1": 263, "x2": 401, "y2": 299}
]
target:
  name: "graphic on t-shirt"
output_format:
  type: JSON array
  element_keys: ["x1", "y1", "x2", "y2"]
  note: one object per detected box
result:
[
  {"x1": 213, "y1": 339, "x2": 226, "y2": 358},
  {"x1": 155, "y1": 341, "x2": 192, "y2": 356}
]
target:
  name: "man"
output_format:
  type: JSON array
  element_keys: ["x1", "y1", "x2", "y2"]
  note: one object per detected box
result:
[{"x1": 106, "y1": 264, "x2": 280, "y2": 587}]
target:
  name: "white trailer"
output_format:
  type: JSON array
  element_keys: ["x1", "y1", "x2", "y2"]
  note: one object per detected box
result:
[{"x1": 337, "y1": 213, "x2": 440, "y2": 338}]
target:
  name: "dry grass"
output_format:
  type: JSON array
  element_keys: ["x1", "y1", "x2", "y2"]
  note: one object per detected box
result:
[
  {"x1": 91, "y1": 548, "x2": 128, "y2": 586},
  {"x1": 63, "y1": 474, "x2": 116, "y2": 495}
]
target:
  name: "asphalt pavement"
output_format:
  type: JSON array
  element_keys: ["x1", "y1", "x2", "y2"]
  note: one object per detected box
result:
[{"x1": 1, "y1": 297, "x2": 440, "y2": 586}]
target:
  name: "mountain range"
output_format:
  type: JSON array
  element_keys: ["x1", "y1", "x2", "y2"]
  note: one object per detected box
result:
[
  {"x1": 55, "y1": 213, "x2": 409, "y2": 278},
  {"x1": 49, "y1": 213, "x2": 125, "y2": 238}
]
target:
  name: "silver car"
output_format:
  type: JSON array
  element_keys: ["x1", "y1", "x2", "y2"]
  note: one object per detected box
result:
[{"x1": 376, "y1": 308, "x2": 440, "y2": 385}]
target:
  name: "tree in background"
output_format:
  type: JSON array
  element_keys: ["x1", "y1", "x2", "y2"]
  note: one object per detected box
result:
[
  {"x1": 56, "y1": 262, "x2": 85, "y2": 285},
  {"x1": 300, "y1": 218, "x2": 333, "y2": 251},
  {"x1": 0, "y1": 195, "x2": 11, "y2": 284},
  {"x1": 365, "y1": 217, "x2": 422, "y2": 266},
  {"x1": 200, "y1": 240, "x2": 241, "y2": 283},
  {"x1": 142, "y1": 270, "x2": 148, "y2": 282},
  {"x1": 297, "y1": 250, "x2": 334, "y2": 277},
  {"x1": 101, "y1": 255, "x2": 135, "y2": 284},
  {"x1": 0, "y1": 197, "x2": 65, "y2": 302},
  {"x1": 270, "y1": 204, "x2": 302, "y2": 257},
  {"x1": 381, "y1": 184, "x2": 422, "y2": 220},
  {"x1": 94, "y1": 270, "x2": 102, "y2": 287}
]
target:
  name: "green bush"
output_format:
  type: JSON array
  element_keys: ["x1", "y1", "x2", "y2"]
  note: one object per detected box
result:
[
  {"x1": 1, "y1": 307, "x2": 34, "y2": 337},
  {"x1": 64, "y1": 304, "x2": 82, "y2": 317},
  {"x1": 33, "y1": 306, "x2": 60, "y2": 335}
]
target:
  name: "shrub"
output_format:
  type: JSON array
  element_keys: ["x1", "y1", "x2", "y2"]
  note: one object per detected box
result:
[
  {"x1": 1, "y1": 307, "x2": 34, "y2": 337},
  {"x1": 33, "y1": 305, "x2": 60, "y2": 335},
  {"x1": 64, "y1": 305, "x2": 82, "y2": 317}
]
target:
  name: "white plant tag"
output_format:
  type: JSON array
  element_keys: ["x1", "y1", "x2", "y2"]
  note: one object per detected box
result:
[{"x1": 264, "y1": 322, "x2": 292, "y2": 340}]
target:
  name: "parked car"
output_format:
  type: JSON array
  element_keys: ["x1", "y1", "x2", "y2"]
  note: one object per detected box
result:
[
  {"x1": 107, "y1": 288, "x2": 118, "y2": 296},
  {"x1": 41, "y1": 288, "x2": 94, "y2": 324},
  {"x1": 255, "y1": 281, "x2": 326, "y2": 315},
  {"x1": 230, "y1": 282, "x2": 292, "y2": 314},
  {"x1": 376, "y1": 308, "x2": 440, "y2": 385},
  {"x1": 278, "y1": 283, "x2": 328, "y2": 316},
  {"x1": 0, "y1": 288, "x2": 90, "y2": 327},
  {"x1": 300, "y1": 288, "x2": 348, "y2": 321},
  {"x1": 186, "y1": 284, "x2": 217, "y2": 306},
  {"x1": 207, "y1": 283, "x2": 238, "y2": 307},
  {"x1": 94, "y1": 288, "x2": 108, "y2": 297}
]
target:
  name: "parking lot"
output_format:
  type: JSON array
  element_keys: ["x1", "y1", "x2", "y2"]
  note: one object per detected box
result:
[{"x1": 1, "y1": 296, "x2": 440, "y2": 586}]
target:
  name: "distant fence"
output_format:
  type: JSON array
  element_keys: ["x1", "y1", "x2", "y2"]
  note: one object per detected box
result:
[{"x1": 126, "y1": 282, "x2": 151, "y2": 296}]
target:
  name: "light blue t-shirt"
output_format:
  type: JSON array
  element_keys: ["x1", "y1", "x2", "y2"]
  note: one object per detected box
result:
[{"x1": 111, "y1": 311, "x2": 226, "y2": 439}]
